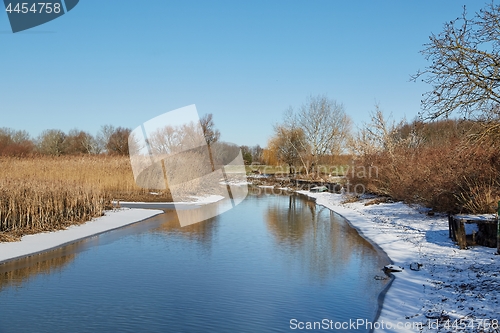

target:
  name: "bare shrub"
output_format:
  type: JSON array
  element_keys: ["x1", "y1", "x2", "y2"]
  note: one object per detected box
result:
[{"x1": 349, "y1": 114, "x2": 500, "y2": 213}]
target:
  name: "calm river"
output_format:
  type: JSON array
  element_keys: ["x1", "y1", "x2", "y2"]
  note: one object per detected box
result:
[{"x1": 0, "y1": 191, "x2": 390, "y2": 332}]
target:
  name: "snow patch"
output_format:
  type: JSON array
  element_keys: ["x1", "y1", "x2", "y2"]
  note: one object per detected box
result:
[{"x1": 0, "y1": 209, "x2": 163, "y2": 265}]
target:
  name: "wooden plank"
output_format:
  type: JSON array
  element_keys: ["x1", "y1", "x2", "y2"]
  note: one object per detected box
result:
[
  {"x1": 456, "y1": 218, "x2": 467, "y2": 249},
  {"x1": 448, "y1": 213, "x2": 453, "y2": 239},
  {"x1": 497, "y1": 201, "x2": 500, "y2": 254}
]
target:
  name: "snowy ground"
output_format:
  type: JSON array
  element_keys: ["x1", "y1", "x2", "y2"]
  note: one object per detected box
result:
[
  {"x1": 0, "y1": 208, "x2": 163, "y2": 265},
  {"x1": 299, "y1": 191, "x2": 500, "y2": 333}
]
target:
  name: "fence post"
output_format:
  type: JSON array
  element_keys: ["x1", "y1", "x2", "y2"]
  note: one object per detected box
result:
[{"x1": 497, "y1": 201, "x2": 500, "y2": 255}]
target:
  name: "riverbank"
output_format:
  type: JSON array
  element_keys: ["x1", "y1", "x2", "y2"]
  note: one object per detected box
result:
[
  {"x1": 0, "y1": 208, "x2": 164, "y2": 265},
  {"x1": 300, "y1": 191, "x2": 499, "y2": 333},
  {"x1": 0, "y1": 194, "x2": 226, "y2": 265}
]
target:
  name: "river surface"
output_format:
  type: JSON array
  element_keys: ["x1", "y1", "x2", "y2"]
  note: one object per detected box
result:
[{"x1": 0, "y1": 191, "x2": 390, "y2": 333}]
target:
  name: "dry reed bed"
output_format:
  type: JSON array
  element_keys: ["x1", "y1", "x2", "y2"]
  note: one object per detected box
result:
[
  {"x1": 0, "y1": 179, "x2": 109, "y2": 240},
  {"x1": 0, "y1": 156, "x2": 171, "y2": 242}
]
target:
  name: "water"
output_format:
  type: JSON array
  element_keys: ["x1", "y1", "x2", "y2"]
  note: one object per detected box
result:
[{"x1": 0, "y1": 192, "x2": 390, "y2": 333}]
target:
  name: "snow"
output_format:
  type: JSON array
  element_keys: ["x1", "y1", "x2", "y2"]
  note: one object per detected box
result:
[
  {"x1": 0, "y1": 195, "x2": 225, "y2": 264},
  {"x1": 0, "y1": 208, "x2": 163, "y2": 265},
  {"x1": 115, "y1": 195, "x2": 225, "y2": 210},
  {"x1": 188, "y1": 194, "x2": 226, "y2": 203},
  {"x1": 299, "y1": 191, "x2": 500, "y2": 333}
]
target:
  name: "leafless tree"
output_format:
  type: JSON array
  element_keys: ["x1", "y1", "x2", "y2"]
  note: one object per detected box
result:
[
  {"x1": 200, "y1": 113, "x2": 220, "y2": 171},
  {"x1": 296, "y1": 95, "x2": 351, "y2": 174},
  {"x1": 37, "y1": 129, "x2": 66, "y2": 156},
  {"x1": 200, "y1": 113, "x2": 220, "y2": 145},
  {"x1": 65, "y1": 129, "x2": 97, "y2": 155},
  {"x1": 412, "y1": 3, "x2": 500, "y2": 124},
  {"x1": 250, "y1": 144, "x2": 263, "y2": 164},
  {"x1": 268, "y1": 125, "x2": 309, "y2": 174},
  {"x1": 106, "y1": 127, "x2": 131, "y2": 155},
  {"x1": 97, "y1": 125, "x2": 116, "y2": 154},
  {"x1": 0, "y1": 128, "x2": 33, "y2": 156}
]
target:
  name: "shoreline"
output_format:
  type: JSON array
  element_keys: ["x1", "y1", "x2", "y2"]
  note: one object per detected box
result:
[
  {"x1": 299, "y1": 191, "x2": 499, "y2": 333},
  {"x1": 0, "y1": 208, "x2": 164, "y2": 265},
  {"x1": 0, "y1": 194, "x2": 226, "y2": 266}
]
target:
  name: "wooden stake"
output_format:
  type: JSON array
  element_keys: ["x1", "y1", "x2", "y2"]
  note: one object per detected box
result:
[{"x1": 497, "y1": 201, "x2": 500, "y2": 254}]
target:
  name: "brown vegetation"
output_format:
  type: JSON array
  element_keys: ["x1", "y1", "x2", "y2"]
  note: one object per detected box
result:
[
  {"x1": 349, "y1": 115, "x2": 500, "y2": 213},
  {"x1": 0, "y1": 155, "x2": 172, "y2": 242}
]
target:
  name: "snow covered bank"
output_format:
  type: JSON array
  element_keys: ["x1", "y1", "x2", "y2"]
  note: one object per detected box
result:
[
  {"x1": 0, "y1": 195, "x2": 226, "y2": 265},
  {"x1": 0, "y1": 208, "x2": 163, "y2": 265},
  {"x1": 300, "y1": 191, "x2": 499, "y2": 333},
  {"x1": 115, "y1": 194, "x2": 225, "y2": 210}
]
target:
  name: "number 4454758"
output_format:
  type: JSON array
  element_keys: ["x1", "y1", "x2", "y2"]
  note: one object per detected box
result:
[{"x1": 5, "y1": 2, "x2": 62, "y2": 14}]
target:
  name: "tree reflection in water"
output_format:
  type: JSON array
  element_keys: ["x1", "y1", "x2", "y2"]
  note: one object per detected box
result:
[
  {"x1": 154, "y1": 210, "x2": 219, "y2": 247},
  {"x1": 265, "y1": 194, "x2": 384, "y2": 283},
  {"x1": 0, "y1": 248, "x2": 77, "y2": 292}
]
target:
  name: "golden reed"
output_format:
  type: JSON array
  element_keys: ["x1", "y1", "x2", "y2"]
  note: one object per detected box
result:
[{"x1": 0, "y1": 155, "x2": 172, "y2": 242}]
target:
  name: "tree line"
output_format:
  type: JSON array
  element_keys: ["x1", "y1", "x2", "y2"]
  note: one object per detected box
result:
[
  {"x1": 0, "y1": 114, "x2": 265, "y2": 162},
  {"x1": 0, "y1": 125, "x2": 132, "y2": 156}
]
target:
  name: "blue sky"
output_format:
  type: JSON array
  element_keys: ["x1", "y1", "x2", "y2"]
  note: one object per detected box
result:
[{"x1": 0, "y1": 1, "x2": 490, "y2": 147}]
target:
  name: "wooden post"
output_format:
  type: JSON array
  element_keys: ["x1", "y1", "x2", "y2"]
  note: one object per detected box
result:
[
  {"x1": 497, "y1": 201, "x2": 500, "y2": 254},
  {"x1": 448, "y1": 213, "x2": 453, "y2": 239},
  {"x1": 457, "y1": 219, "x2": 466, "y2": 250}
]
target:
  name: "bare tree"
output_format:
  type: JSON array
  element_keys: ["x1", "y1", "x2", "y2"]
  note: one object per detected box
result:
[
  {"x1": 200, "y1": 113, "x2": 220, "y2": 145},
  {"x1": 250, "y1": 144, "x2": 263, "y2": 164},
  {"x1": 268, "y1": 125, "x2": 309, "y2": 174},
  {"x1": 106, "y1": 127, "x2": 131, "y2": 155},
  {"x1": 354, "y1": 103, "x2": 428, "y2": 155},
  {"x1": 200, "y1": 113, "x2": 220, "y2": 171},
  {"x1": 240, "y1": 145, "x2": 253, "y2": 165},
  {"x1": 296, "y1": 95, "x2": 351, "y2": 174},
  {"x1": 37, "y1": 129, "x2": 66, "y2": 156},
  {"x1": 65, "y1": 129, "x2": 96, "y2": 155},
  {"x1": 0, "y1": 128, "x2": 34, "y2": 156},
  {"x1": 97, "y1": 125, "x2": 116, "y2": 154},
  {"x1": 412, "y1": 3, "x2": 500, "y2": 122}
]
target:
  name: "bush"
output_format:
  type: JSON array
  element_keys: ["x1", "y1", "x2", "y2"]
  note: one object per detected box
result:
[{"x1": 349, "y1": 118, "x2": 500, "y2": 213}]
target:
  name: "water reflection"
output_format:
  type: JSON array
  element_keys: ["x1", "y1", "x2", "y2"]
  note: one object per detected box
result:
[
  {"x1": 265, "y1": 195, "x2": 316, "y2": 245},
  {"x1": 0, "y1": 248, "x2": 76, "y2": 291},
  {"x1": 265, "y1": 194, "x2": 388, "y2": 283},
  {"x1": 0, "y1": 193, "x2": 390, "y2": 333},
  {"x1": 155, "y1": 210, "x2": 219, "y2": 245}
]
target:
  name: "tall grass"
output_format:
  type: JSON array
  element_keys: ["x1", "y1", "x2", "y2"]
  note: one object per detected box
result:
[{"x1": 0, "y1": 155, "x2": 172, "y2": 241}]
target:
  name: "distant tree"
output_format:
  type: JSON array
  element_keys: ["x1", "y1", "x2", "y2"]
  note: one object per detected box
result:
[
  {"x1": 296, "y1": 95, "x2": 351, "y2": 172},
  {"x1": 200, "y1": 113, "x2": 221, "y2": 171},
  {"x1": 261, "y1": 148, "x2": 279, "y2": 166},
  {"x1": 200, "y1": 114, "x2": 220, "y2": 145},
  {"x1": 37, "y1": 129, "x2": 67, "y2": 156},
  {"x1": 250, "y1": 144, "x2": 263, "y2": 164},
  {"x1": 412, "y1": 3, "x2": 500, "y2": 127},
  {"x1": 106, "y1": 127, "x2": 131, "y2": 155},
  {"x1": 268, "y1": 125, "x2": 308, "y2": 174},
  {"x1": 64, "y1": 129, "x2": 97, "y2": 155},
  {"x1": 0, "y1": 128, "x2": 34, "y2": 156},
  {"x1": 271, "y1": 95, "x2": 351, "y2": 176},
  {"x1": 97, "y1": 125, "x2": 116, "y2": 154},
  {"x1": 240, "y1": 145, "x2": 253, "y2": 165}
]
